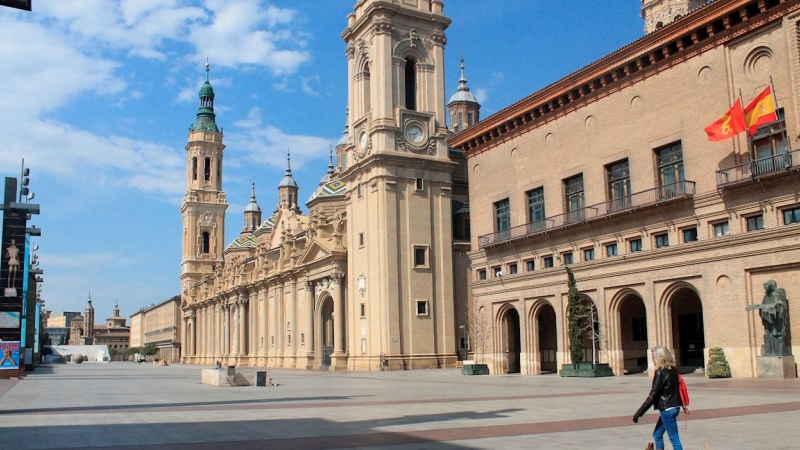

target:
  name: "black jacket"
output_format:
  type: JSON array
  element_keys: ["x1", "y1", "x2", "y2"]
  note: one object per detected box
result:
[{"x1": 636, "y1": 367, "x2": 683, "y2": 416}]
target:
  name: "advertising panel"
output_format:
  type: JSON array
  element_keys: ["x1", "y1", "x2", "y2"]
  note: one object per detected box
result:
[
  {"x1": 0, "y1": 341, "x2": 20, "y2": 369},
  {"x1": 0, "y1": 311, "x2": 20, "y2": 328}
]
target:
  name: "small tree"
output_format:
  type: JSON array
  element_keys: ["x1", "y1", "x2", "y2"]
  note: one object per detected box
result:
[
  {"x1": 706, "y1": 346, "x2": 732, "y2": 378},
  {"x1": 470, "y1": 304, "x2": 491, "y2": 364},
  {"x1": 566, "y1": 267, "x2": 586, "y2": 366},
  {"x1": 141, "y1": 343, "x2": 158, "y2": 358}
]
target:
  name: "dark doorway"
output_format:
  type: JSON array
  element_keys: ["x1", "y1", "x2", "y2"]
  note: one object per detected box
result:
[
  {"x1": 537, "y1": 304, "x2": 557, "y2": 373},
  {"x1": 671, "y1": 288, "x2": 705, "y2": 369},
  {"x1": 503, "y1": 308, "x2": 521, "y2": 374},
  {"x1": 320, "y1": 298, "x2": 334, "y2": 370}
]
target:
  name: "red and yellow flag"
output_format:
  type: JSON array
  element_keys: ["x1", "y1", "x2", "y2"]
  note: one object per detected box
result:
[
  {"x1": 744, "y1": 86, "x2": 778, "y2": 135},
  {"x1": 704, "y1": 98, "x2": 746, "y2": 141}
]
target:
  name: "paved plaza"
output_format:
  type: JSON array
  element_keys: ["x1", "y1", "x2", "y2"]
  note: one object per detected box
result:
[{"x1": 0, "y1": 363, "x2": 799, "y2": 449}]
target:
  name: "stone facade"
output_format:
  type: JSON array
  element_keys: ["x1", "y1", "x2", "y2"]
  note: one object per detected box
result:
[
  {"x1": 448, "y1": 0, "x2": 800, "y2": 377},
  {"x1": 181, "y1": 0, "x2": 470, "y2": 371},
  {"x1": 130, "y1": 295, "x2": 182, "y2": 362}
]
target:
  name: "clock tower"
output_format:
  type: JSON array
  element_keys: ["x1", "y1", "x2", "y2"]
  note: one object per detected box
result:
[
  {"x1": 180, "y1": 62, "x2": 227, "y2": 305},
  {"x1": 341, "y1": 0, "x2": 457, "y2": 370}
]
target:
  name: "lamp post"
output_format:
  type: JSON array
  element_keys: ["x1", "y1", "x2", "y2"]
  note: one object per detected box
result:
[{"x1": 458, "y1": 324, "x2": 465, "y2": 363}]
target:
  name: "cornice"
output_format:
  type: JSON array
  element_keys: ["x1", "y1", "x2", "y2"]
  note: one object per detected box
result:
[{"x1": 449, "y1": 0, "x2": 800, "y2": 157}]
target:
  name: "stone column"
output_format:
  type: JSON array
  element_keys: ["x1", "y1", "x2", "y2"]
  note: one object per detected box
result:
[
  {"x1": 277, "y1": 282, "x2": 284, "y2": 360},
  {"x1": 232, "y1": 301, "x2": 240, "y2": 356},
  {"x1": 188, "y1": 311, "x2": 196, "y2": 357},
  {"x1": 290, "y1": 277, "x2": 297, "y2": 362},
  {"x1": 258, "y1": 284, "x2": 267, "y2": 358},
  {"x1": 305, "y1": 279, "x2": 315, "y2": 355},
  {"x1": 238, "y1": 293, "x2": 248, "y2": 357},
  {"x1": 332, "y1": 273, "x2": 345, "y2": 355}
]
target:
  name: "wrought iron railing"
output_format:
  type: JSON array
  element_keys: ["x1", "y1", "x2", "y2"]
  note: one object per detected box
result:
[
  {"x1": 716, "y1": 149, "x2": 798, "y2": 188},
  {"x1": 478, "y1": 180, "x2": 696, "y2": 248}
]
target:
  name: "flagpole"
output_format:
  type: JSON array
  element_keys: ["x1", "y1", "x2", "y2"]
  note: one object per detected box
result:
[
  {"x1": 768, "y1": 76, "x2": 790, "y2": 165},
  {"x1": 739, "y1": 88, "x2": 753, "y2": 163}
]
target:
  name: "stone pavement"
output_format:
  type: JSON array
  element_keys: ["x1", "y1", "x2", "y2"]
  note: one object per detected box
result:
[{"x1": 1, "y1": 363, "x2": 798, "y2": 449}]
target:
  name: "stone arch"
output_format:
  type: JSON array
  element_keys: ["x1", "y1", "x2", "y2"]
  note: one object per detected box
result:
[
  {"x1": 608, "y1": 288, "x2": 648, "y2": 375},
  {"x1": 659, "y1": 281, "x2": 705, "y2": 369},
  {"x1": 392, "y1": 40, "x2": 430, "y2": 65},
  {"x1": 316, "y1": 291, "x2": 335, "y2": 369},
  {"x1": 526, "y1": 299, "x2": 558, "y2": 374},
  {"x1": 494, "y1": 302, "x2": 521, "y2": 374}
]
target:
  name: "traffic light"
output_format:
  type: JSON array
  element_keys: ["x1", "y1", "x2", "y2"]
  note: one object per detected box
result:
[{"x1": 20, "y1": 168, "x2": 30, "y2": 197}]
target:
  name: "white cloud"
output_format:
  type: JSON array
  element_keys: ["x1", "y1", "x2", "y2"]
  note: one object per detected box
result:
[
  {"x1": 186, "y1": 1, "x2": 310, "y2": 75},
  {"x1": 43, "y1": 252, "x2": 138, "y2": 268},
  {"x1": 226, "y1": 108, "x2": 333, "y2": 171},
  {"x1": 301, "y1": 75, "x2": 321, "y2": 96},
  {"x1": 474, "y1": 88, "x2": 489, "y2": 104}
]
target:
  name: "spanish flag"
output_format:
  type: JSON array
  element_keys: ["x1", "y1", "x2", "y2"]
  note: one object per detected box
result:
[
  {"x1": 744, "y1": 86, "x2": 778, "y2": 135},
  {"x1": 704, "y1": 99, "x2": 746, "y2": 141}
]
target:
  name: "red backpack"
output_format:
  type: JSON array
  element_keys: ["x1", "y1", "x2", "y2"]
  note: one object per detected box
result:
[{"x1": 678, "y1": 373, "x2": 691, "y2": 428}]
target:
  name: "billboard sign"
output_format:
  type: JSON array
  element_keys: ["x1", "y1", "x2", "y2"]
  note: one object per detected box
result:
[{"x1": 0, "y1": 341, "x2": 20, "y2": 369}]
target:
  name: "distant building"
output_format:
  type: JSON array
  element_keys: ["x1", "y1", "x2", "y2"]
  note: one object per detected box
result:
[
  {"x1": 130, "y1": 295, "x2": 182, "y2": 362},
  {"x1": 63, "y1": 294, "x2": 130, "y2": 360},
  {"x1": 92, "y1": 301, "x2": 130, "y2": 361},
  {"x1": 46, "y1": 311, "x2": 82, "y2": 328}
]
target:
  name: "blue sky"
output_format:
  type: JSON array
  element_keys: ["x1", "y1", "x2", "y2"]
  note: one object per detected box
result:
[{"x1": 0, "y1": 1, "x2": 643, "y2": 321}]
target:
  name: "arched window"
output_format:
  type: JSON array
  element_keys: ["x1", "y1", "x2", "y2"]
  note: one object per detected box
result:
[
  {"x1": 192, "y1": 157, "x2": 198, "y2": 180},
  {"x1": 204, "y1": 158, "x2": 211, "y2": 181},
  {"x1": 362, "y1": 62, "x2": 371, "y2": 116},
  {"x1": 405, "y1": 57, "x2": 416, "y2": 111},
  {"x1": 202, "y1": 232, "x2": 210, "y2": 253}
]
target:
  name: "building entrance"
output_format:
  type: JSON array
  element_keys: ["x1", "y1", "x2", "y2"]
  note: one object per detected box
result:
[{"x1": 502, "y1": 308, "x2": 521, "y2": 374}]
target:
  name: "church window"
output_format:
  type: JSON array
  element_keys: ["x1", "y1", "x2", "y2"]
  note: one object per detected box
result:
[
  {"x1": 458, "y1": 112, "x2": 463, "y2": 129},
  {"x1": 783, "y1": 206, "x2": 800, "y2": 225},
  {"x1": 564, "y1": 174, "x2": 585, "y2": 223},
  {"x1": 204, "y1": 157, "x2": 211, "y2": 181},
  {"x1": 416, "y1": 300, "x2": 428, "y2": 316},
  {"x1": 359, "y1": 233, "x2": 364, "y2": 247},
  {"x1": 404, "y1": 57, "x2": 417, "y2": 111},
  {"x1": 414, "y1": 246, "x2": 428, "y2": 268},
  {"x1": 468, "y1": 112, "x2": 474, "y2": 126},
  {"x1": 202, "y1": 232, "x2": 210, "y2": 253},
  {"x1": 217, "y1": 160, "x2": 222, "y2": 184},
  {"x1": 192, "y1": 157, "x2": 198, "y2": 180},
  {"x1": 752, "y1": 109, "x2": 787, "y2": 175},
  {"x1": 288, "y1": 193, "x2": 294, "y2": 207},
  {"x1": 362, "y1": 63, "x2": 371, "y2": 115},
  {"x1": 415, "y1": 178, "x2": 424, "y2": 191},
  {"x1": 656, "y1": 142, "x2": 684, "y2": 192}
]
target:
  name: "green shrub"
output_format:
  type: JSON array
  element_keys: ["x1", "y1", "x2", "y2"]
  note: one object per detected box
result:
[{"x1": 706, "y1": 346, "x2": 732, "y2": 378}]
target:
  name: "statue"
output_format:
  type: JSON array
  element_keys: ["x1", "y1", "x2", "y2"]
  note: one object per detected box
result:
[
  {"x1": 4, "y1": 240, "x2": 20, "y2": 295},
  {"x1": 746, "y1": 280, "x2": 789, "y2": 356}
]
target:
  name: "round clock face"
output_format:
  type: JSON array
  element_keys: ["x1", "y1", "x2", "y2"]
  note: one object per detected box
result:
[
  {"x1": 359, "y1": 131, "x2": 368, "y2": 149},
  {"x1": 406, "y1": 124, "x2": 425, "y2": 144}
]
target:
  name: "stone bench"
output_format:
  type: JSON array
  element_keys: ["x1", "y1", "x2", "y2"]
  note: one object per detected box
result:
[{"x1": 201, "y1": 368, "x2": 271, "y2": 387}]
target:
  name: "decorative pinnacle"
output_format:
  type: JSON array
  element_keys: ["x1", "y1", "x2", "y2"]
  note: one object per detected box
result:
[
  {"x1": 286, "y1": 149, "x2": 292, "y2": 174},
  {"x1": 328, "y1": 145, "x2": 335, "y2": 174},
  {"x1": 251, "y1": 182, "x2": 257, "y2": 200},
  {"x1": 205, "y1": 58, "x2": 210, "y2": 82},
  {"x1": 458, "y1": 56, "x2": 469, "y2": 91}
]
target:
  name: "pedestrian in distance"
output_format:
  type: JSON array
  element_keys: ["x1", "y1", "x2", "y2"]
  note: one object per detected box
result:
[{"x1": 633, "y1": 346, "x2": 684, "y2": 450}]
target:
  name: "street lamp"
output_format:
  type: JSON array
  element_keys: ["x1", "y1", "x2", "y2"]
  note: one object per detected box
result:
[{"x1": 458, "y1": 324, "x2": 466, "y2": 363}]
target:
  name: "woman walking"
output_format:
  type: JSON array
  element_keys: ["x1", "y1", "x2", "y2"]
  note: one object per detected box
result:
[{"x1": 633, "y1": 346, "x2": 684, "y2": 450}]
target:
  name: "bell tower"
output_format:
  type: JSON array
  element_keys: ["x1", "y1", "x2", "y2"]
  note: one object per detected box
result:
[
  {"x1": 180, "y1": 62, "x2": 227, "y2": 301},
  {"x1": 641, "y1": 0, "x2": 706, "y2": 34},
  {"x1": 341, "y1": 0, "x2": 456, "y2": 370}
]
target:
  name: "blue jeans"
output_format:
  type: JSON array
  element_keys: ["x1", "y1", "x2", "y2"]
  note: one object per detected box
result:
[{"x1": 653, "y1": 407, "x2": 683, "y2": 450}]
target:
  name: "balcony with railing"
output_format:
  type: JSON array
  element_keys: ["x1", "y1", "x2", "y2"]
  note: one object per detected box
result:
[
  {"x1": 716, "y1": 149, "x2": 798, "y2": 188},
  {"x1": 478, "y1": 180, "x2": 696, "y2": 248}
]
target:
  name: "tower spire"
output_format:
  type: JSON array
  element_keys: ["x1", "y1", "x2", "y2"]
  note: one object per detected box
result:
[{"x1": 192, "y1": 60, "x2": 219, "y2": 132}]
